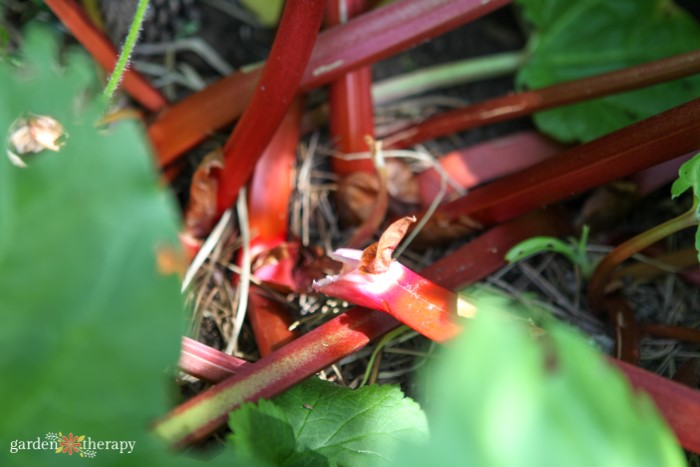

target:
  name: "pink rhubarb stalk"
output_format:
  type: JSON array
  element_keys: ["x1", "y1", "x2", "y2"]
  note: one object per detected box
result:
[
  {"x1": 179, "y1": 337, "x2": 248, "y2": 383},
  {"x1": 417, "y1": 131, "x2": 566, "y2": 208},
  {"x1": 214, "y1": 0, "x2": 325, "y2": 218},
  {"x1": 148, "y1": 0, "x2": 510, "y2": 166},
  {"x1": 45, "y1": 0, "x2": 167, "y2": 112},
  {"x1": 314, "y1": 217, "x2": 465, "y2": 341}
]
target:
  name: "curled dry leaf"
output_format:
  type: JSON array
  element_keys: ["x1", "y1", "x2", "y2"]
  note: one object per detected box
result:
[
  {"x1": 314, "y1": 216, "x2": 463, "y2": 342},
  {"x1": 184, "y1": 149, "x2": 224, "y2": 238},
  {"x1": 360, "y1": 216, "x2": 416, "y2": 273},
  {"x1": 386, "y1": 159, "x2": 420, "y2": 205},
  {"x1": 336, "y1": 161, "x2": 420, "y2": 227},
  {"x1": 410, "y1": 211, "x2": 482, "y2": 249},
  {"x1": 337, "y1": 171, "x2": 381, "y2": 225},
  {"x1": 576, "y1": 180, "x2": 638, "y2": 232}
]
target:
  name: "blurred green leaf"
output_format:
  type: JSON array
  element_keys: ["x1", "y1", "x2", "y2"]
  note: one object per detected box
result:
[
  {"x1": 517, "y1": 0, "x2": 700, "y2": 143},
  {"x1": 394, "y1": 304, "x2": 686, "y2": 467},
  {"x1": 240, "y1": 0, "x2": 284, "y2": 27},
  {"x1": 0, "y1": 27, "x2": 246, "y2": 466},
  {"x1": 229, "y1": 378, "x2": 428, "y2": 467}
]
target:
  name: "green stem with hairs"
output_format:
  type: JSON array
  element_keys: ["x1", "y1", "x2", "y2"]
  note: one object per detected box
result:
[{"x1": 103, "y1": 0, "x2": 150, "y2": 103}]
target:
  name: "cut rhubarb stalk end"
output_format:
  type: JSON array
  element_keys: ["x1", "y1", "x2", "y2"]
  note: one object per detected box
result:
[{"x1": 313, "y1": 217, "x2": 465, "y2": 342}]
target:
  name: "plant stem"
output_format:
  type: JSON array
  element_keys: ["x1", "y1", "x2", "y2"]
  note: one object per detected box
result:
[
  {"x1": 147, "y1": 0, "x2": 511, "y2": 166},
  {"x1": 373, "y1": 50, "x2": 526, "y2": 105},
  {"x1": 327, "y1": 0, "x2": 376, "y2": 174},
  {"x1": 416, "y1": 131, "x2": 564, "y2": 209},
  {"x1": 245, "y1": 99, "x2": 303, "y2": 355},
  {"x1": 102, "y1": 0, "x2": 150, "y2": 104},
  {"x1": 179, "y1": 337, "x2": 248, "y2": 383},
  {"x1": 587, "y1": 207, "x2": 698, "y2": 313},
  {"x1": 45, "y1": 0, "x2": 166, "y2": 111},
  {"x1": 215, "y1": 0, "x2": 325, "y2": 217},
  {"x1": 383, "y1": 49, "x2": 700, "y2": 149},
  {"x1": 424, "y1": 97, "x2": 700, "y2": 243},
  {"x1": 359, "y1": 325, "x2": 410, "y2": 387}
]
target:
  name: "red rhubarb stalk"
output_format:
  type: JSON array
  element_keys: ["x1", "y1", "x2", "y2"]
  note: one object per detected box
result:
[
  {"x1": 615, "y1": 359, "x2": 700, "y2": 454},
  {"x1": 429, "y1": 97, "x2": 700, "y2": 234},
  {"x1": 641, "y1": 324, "x2": 700, "y2": 345},
  {"x1": 149, "y1": 69, "x2": 260, "y2": 167},
  {"x1": 383, "y1": 49, "x2": 700, "y2": 149},
  {"x1": 178, "y1": 308, "x2": 700, "y2": 454},
  {"x1": 303, "y1": 0, "x2": 510, "y2": 90},
  {"x1": 244, "y1": 99, "x2": 304, "y2": 356},
  {"x1": 147, "y1": 0, "x2": 510, "y2": 166},
  {"x1": 417, "y1": 131, "x2": 566, "y2": 208},
  {"x1": 327, "y1": 0, "x2": 375, "y2": 174},
  {"x1": 214, "y1": 0, "x2": 325, "y2": 218},
  {"x1": 247, "y1": 99, "x2": 303, "y2": 258},
  {"x1": 153, "y1": 209, "x2": 567, "y2": 446},
  {"x1": 247, "y1": 288, "x2": 298, "y2": 357},
  {"x1": 44, "y1": 0, "x2": 167, "y2": 111}
]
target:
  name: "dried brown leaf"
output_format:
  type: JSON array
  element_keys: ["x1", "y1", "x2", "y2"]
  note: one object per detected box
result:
[{"x1": 184, "y1": 149, "x2": 224, "y2": 238}]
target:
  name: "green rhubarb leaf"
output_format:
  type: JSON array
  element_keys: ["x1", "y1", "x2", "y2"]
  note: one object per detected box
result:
[
  {"x1": 0, "y1": 27, "x2": 245, "y2": 466},
  {"x1": 395, "y1": 304, "x2": 686, "y2": 467},
  {"x1": 671, "y1": 152, "x2": 700, "y2": 260},
  {"x1": 517, "y1": 0, "x2": 700, "y2": 143},
  {"x1": 229, "y1": 378, "x2": 428, "y2": 467}
]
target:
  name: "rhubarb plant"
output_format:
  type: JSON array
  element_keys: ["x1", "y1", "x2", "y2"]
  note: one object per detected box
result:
[{"x1": 11, "y1": 0, "x2": 700, "y2": 463}]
